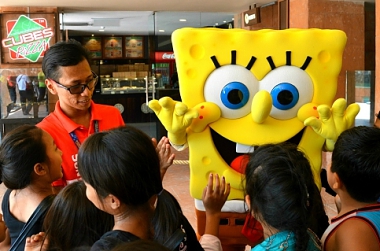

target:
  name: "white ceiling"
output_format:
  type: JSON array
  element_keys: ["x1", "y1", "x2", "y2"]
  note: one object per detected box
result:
[
  {"x1": 60, "y1": 11, "x2": 239, "y2": 36},
  {"x1": 1, "y1": 0, "x2": 278, "y2": 36},
  {"x1": 1, "y1": 0, "x2": 373, "y2": 36}
]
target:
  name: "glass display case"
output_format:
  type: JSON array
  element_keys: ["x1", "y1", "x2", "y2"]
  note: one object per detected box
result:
[{"x1": 99, "y1": 76, "x2": 160, "y2": 95}]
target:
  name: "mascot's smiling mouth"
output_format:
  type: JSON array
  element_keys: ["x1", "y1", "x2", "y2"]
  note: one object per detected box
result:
[{"x1": 210, "y1": 127, "x2": 305, "y2": 174}]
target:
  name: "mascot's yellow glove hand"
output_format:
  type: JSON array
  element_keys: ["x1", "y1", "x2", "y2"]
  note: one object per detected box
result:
[
  {"x1": 304, "y1": 98, "x2": 360, "y2": 151},
  {"x1": 149, "y1": 97, "x2": 199, "y2": 145}
]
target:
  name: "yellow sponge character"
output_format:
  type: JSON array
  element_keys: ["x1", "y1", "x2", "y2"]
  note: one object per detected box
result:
[{"x1": 149, "y1": 27, "x2": 359, "y2": 249}]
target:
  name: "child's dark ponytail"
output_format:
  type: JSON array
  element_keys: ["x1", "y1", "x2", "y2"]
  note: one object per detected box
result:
[
  {"x1": 244, "y1": 142, "x2": 323, "y2": 251},
  {"x1": 152, "y1": 190, "x2": 182, "y2": 246}
]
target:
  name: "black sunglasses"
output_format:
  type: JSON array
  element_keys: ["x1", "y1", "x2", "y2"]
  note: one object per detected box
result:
[{"x1": 51, "y1": 72, "x2": 98, "y2": 94}]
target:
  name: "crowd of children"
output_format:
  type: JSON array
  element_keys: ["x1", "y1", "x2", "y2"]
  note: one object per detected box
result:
[
  {"x1": 0, "y1": 122, "x2": 379, "y2": 251},
  {"x1": 0, "y1": 125, "x2": 229, "y2": 251},
  {"x1": 0, "y1": 124, "x2": 377, "y2": 251}
]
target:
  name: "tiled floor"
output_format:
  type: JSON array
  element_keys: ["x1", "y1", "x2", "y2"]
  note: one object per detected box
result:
[{"x1": 163, "y1": 147, "x2": 338, "y2": 231}]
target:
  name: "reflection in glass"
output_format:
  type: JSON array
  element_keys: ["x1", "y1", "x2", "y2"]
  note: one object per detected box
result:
[{"x1": 346, "y1": 70, "x2": 374, "y2": 127}]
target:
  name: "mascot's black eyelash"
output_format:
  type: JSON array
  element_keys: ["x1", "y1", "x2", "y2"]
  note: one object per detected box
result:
[
  {"x1": 210, "y1": 50, "x2": 257, "y2": 70},
  {"x1": 210, "y1": 50, "x2": 311, "y2": 72},
  {"x1": 267, "y1": 51, "x2": 312, "y2": 71}
]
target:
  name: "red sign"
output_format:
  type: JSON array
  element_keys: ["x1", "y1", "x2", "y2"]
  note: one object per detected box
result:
[{"x1": 155, "y1": 52, "x2": 175, "y2": 61}]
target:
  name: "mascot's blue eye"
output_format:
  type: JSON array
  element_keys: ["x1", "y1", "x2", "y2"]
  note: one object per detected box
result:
[
  {"x1": 220, "y1": 82, "x2": 249, "y2": 109},
  {"x1": 260, "y1": 65, "x2": 313, "y2": 120},
  {"x1": 271, "y1": 83, "x2": 299, "y2": 110},
  {"x1": 204, "y1": 64, "x2": 258, "y2": 119}
]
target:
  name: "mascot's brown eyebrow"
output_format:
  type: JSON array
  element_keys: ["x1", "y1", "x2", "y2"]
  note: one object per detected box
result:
[
  {"x1": 266, "y1": 51, "x2": 312, "y2": 70},
  {"x1": 210, "y1": 50, "x2": 257, "y2": 70}
]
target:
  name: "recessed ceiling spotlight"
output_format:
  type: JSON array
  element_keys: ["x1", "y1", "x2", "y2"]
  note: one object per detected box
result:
[
  {"x1": 159, "y1": 30, "x2": 165, "y2": 32},
  {"x1": 223, "y1": 21, "x2": 227, "y2": 23},
  {"x1": 179, "y1": 19, "x2": 187, "y2": 22},
  {"x1": 100, "y1": 26, "x2": 105, "y2": 29},
  {"x1": 215, "y1": 23, "x2": 219, "y2": 26},
  {"x1": 232, "y1": 18, "x2": 234, "y2": 21},
  {"x1": 91, "y1": 34, "x2": 94, "y2": 36}
]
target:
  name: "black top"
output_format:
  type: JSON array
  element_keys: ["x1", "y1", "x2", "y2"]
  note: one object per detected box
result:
[
  {"x1": 90, "y1": 230, "x2": 140, "y2": 251},
  {"x1": 90, "y1": 214, "x2": 203, "y2": 251},
  {"x1": 1, "y1": 189, "x2": 53, "y2": 251},
  {"x1": 177, "y1": 213, "x2": 204, "y2": 251}
]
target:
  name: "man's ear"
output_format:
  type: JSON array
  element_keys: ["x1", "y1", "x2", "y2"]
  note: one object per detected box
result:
[
  {"x1": 46, "y1": 79, "x2": 57, "y2": 95},
  {"x1": 34, "y1": 163, "x2": 47, "y2": 176}
]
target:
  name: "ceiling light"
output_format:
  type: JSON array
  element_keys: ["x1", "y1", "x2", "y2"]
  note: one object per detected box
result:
[
  {"x1": 91, "y1": 34, "x2": 94, "y2": 36},
  {"x1": 179, "y1": 19, "x2": 187, "y2": 22},
  {"x1": 215, "y1": 23, "x2": 219, "y2": 26},
  {"x1": 159, "y1": 30, "x2": 165, "y2": 32},
  {"x1": 232, "y1": 18, "x2": 235, "y2": 21},
  {"x1": 99, "y1": 29, "x2": 104, "y2": 32},
  {"x1": 100, "y1": 26, "x2": 105, "y2": 29},
  {"x1": 223, "y1": 21, "x2": 227, "y2": 23}
]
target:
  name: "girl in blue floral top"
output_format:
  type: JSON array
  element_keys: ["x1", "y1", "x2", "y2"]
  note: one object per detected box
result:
[{"x1": 244, "y1": 143, "x2": 322, "y2": 251}]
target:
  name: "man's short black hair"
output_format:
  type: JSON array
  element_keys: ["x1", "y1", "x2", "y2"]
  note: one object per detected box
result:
[{"x1": 42, "y1": 39, "x2": 91, "y2": 81}]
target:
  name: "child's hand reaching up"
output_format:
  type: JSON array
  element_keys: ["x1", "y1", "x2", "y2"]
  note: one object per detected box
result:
[
  {"x1": 202, "y1": 173, "x2": 230, "y2": 237},
  {"x1": 25, "y1": 232, "x2": 47, "y2": 251}
]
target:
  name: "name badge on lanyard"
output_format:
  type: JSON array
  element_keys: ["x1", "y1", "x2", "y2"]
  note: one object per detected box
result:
[{"x1": 69, "y1": 120, "x2": 99, "y2": 149}]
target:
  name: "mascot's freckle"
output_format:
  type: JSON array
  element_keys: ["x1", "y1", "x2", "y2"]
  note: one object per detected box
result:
[{"x1": 149, "y1": 28, "x2": 360, "y2": 251}]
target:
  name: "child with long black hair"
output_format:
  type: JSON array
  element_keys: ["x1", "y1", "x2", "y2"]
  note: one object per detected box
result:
[
  {"x1": 77, "y1": 125, "x2": 229, "y2": 251},
  {"x1": 244, "y1": 142, "x2": 323, "y2": 251},
  {"x1": 0, "y1": 125, "x2": 63, "y2": 251},
  {"x1": 25, "y1": 181, "x2": 114, "y2": 251}
]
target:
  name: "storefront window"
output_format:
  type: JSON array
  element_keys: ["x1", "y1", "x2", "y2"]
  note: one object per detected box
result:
[
  {"x1": 346, "y1": 70, "x2": 374, "y2": 127},
  {"x1": 0, "y1": 68, "x2": 48, "y2": 120}
]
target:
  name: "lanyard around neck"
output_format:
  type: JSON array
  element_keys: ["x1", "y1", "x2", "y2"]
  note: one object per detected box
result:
[{"x1": 69, "y1": 120, "x2": 99, "y2": 149}]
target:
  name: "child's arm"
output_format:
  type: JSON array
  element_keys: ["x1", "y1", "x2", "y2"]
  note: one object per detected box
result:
[
  {"x1": 0, "y1": 213, "x2": 7, "y2": 243},
  {"x1": 200, "y1": 173, "x2": 230, "y2": 251},
  {"x1": 202, "y1": 173, "x2": 230, "y2": 236},
  {"x1": 332, "y1": 218, "x2": 380, "y2": 251},
  {"x1": 0, "y1": 228, "x2": 10, "y2": 251}
]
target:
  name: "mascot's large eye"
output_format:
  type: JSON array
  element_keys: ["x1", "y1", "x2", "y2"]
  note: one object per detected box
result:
[
  {"x1": 260, "y1": 66, "x2": 313, "y2": 120},
  {"x1": 220, "y1": 82, "x2": 249, "y2": 109},
  {"x1": 204, "y1": 65, "x2": 259, "y2": 119},
  {"x1": 271, "y1": 83, "x2": 299, "y2": 110}
]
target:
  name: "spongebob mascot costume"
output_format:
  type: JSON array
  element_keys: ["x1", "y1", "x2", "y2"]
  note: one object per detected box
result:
[{"x1": 149, "y1": 28, "x2": 359, "y2": 251}]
